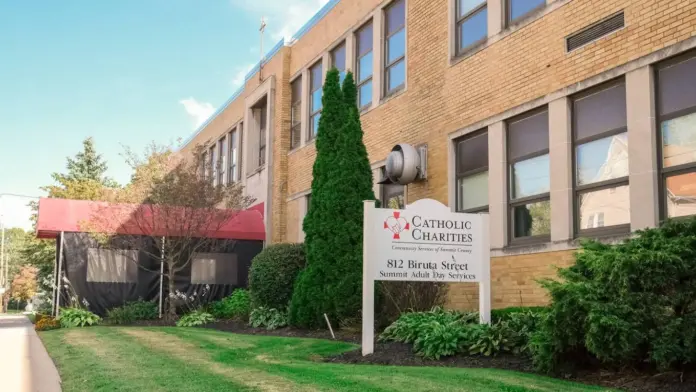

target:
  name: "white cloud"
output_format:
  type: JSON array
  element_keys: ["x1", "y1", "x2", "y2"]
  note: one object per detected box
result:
[
  {"x1": 230, "y1": 63, "x2": 256, "y2": 88},
  {"x1": 179, "y1": 98, "x2": 216, "y2": 129},
  {"x1": 0, "y1": 195, "x2": 35, "y2": 231},
  {"x1": 230, "y1": 0, "x2": 330, "y2": 43}
]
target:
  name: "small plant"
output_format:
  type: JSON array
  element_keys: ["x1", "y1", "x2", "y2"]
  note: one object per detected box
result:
[
  {"x1": 106, "y1": 300, "x2": 158, "y2": 325},
  {"x1": 469, "y1": 322, "x2": 516, "y2": 357},
  {"x1": 249, "y1": 307, "x2": 288, "y2": 330},
  {"x1": 58, "y1": 308, "x2": 101, "y2": 328},
  {"x1": 35, "y1": 317, "x2": 61, "y2": 331},
  {"x1": 176, "y1": 310, "x2": 215, "y2": 327},
  {"x1": 210, "y1": 289, "x2": 251, "y2": 320},
  {"x1": 380, "y1": 307, "x2": 478, "y2": 344}
]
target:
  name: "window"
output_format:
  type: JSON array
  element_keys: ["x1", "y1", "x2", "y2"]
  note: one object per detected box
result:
[
  {"x1": 191, "y1": 253, "x2": 238, "y2": 285},
  {"x1": 209, "y1": 146, "x2": 216, "y2": 185},
  {"x1": 380, "y1": 167, "x2": 405, "y2": 209},
  {"x1": 228, "y1": 128, "x2": 238, "y2": 183},
  {"x1": 258, "y1": 102, "x2": 267, "y2": 167},
  {"x1": 356, "y1": 21, "x2": 374, "y2": 110},
  {"x1": 507, "y1": 0, "x2": 545, "y2": 25},
  {"x1": 218, "y1": 136, "x2": 226, "y2": 185},
  {"x1": 309, "y1": 61, "x2": 323, "y2": 139},
  {"x1": 456, "y1": 1, "x2": 487, "y2": 55},
  {"x1": 455, "y1": 130, "x2": 488, "y2": 213},
  {"x1": 290, "y1": 78, "x2": 302, "y2": 150},
  {"x1": 572, "y1": 80, "x2": 630, "y2": 235},
  {"x1": 384, "y1": 0, "x2": 406, "y2": 96},
  {"x1": 331, "y1": 42, "x2": 347, "y2": 83},
  {"x1": 87, "y1": 249, "x2": 138, "y2": 283},
  {"x1": 507, "y1": 109, "x2": 550, "y2": 241},
  {"x1": 657, "y1": 53, "x2": 696, "y2": 219},
  {"x1": 202, "y1": 150, "x2": 209, "y2": 179}
]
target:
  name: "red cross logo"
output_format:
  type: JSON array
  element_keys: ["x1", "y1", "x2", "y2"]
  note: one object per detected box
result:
[{"x1": 384, "y1": 211, "x2": 410, "y2": 240}]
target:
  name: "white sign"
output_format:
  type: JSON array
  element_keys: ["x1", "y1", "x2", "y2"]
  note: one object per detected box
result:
[
  {"x1": 361, "y1": 199, "x2": 491, "y2": 356},
  {"x1": 367, "y1": 201, "x2": 487, "y2": 283}
]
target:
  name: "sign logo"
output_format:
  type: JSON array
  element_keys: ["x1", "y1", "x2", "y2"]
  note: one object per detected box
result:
[{"x1": 384, "y1": 211, "x2": 410, "y2": 240}]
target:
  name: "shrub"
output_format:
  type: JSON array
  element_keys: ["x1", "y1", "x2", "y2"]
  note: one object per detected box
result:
[
  {"x1": 176, "y1": 310, "x2": 215, "y2": 327},
  {"x1": 35, "y1": 317, "x2": 61, "y2": 331},
  {"x1": 531, "y1": 218, "x2": 696, "y2": 373},
  {"x1": 469, "y1": 322, "x2": 516, "y2": 356},
  {"x1": 106, "y1": 300, "x2": 158, "y2": 325},
  {"x1": 249, "y1": 244, "x2": 305, "y2": 310},
  {"x1": 504, "y1": 310, "x2": 544, "y2": 354},
  {"x1": 59, "y1": 308, "x2": 101, "y2": 328},
  {"x1": 380, "y1": 308, "x2": 479, "y2": 359},
  {"x1": 290, "y1": 70, "x2": 376, "y2": 328},
  {"x1": 377, "y1": 281, "x2": 447, "y2": 328},
  {"x1": 249, "y1": 307, "x2": 288, "y2": 330},
  {"x1": 491, "y1": 307, "x2": 547, "y2": 323},
  {"x1": 210, "y1": 289, "x2": 251, "y2": 320}
]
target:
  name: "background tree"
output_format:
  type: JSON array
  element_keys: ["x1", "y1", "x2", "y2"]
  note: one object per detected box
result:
[
  {"x1": 290, "y1": 69, "x2": 376, "y2": 328},
  {"x1": 9, "y1": 265, "x2": 38, "y2": 310},
  {"x1": 86, "y1": 143, "x2": 254, "y2": 319},
  {"x1": 21, "y1": 137, "x2": 117, "y2": 309}
]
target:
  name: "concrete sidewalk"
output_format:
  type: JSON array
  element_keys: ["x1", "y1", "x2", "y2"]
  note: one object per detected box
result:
[{"x1": 0, "y1": 315, "x2": 61, "y2": 392}]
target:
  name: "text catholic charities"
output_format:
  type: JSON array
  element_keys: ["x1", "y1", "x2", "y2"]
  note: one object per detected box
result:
[{"x1": 410, "y1": 216, "x2": 474, "y2": 243}]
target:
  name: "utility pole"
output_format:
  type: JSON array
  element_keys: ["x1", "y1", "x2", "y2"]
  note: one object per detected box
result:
[{"x1": 259, "y1": 16, "x2": 267, "y2": 82}]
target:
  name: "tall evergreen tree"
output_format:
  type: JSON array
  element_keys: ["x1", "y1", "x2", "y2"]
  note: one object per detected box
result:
[{"x1": 289, "y1": 69, "x2": 376, "y2": 328}]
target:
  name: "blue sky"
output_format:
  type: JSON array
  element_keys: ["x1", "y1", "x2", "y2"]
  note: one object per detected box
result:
[{"x1": 0, "y1": 0, "x2": 328, "y2": 230}]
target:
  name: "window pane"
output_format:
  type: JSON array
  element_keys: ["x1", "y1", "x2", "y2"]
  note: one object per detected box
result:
[
  {"x1": 310, "y1": 63, "x2": 323, "y2": 89},
  {"x1": 358, "y1": 52, "x2": 373, "y2": 82},
  {"x1": 332, "y1": 44, "x2": 346, "y2": 71},
  {"x1": 458, "y1": 0, "x2": 484, "y2": 17},
  {"x1": 291, "y1": 103, "x2": 301, "y2": 125},
  {"x1": 382, "y1": 183, "x2": 405, "y2": 209},
  {"x1": 359, "y1": 81, "x2": 373, "y2": 108},
  {"x1": 666, "y1": 172, "x2": 696, "y2": 218},
  {"x1": 512, "y1": 200, "x2": 550, "y2": 238},
  {"x1": 457, "y1": 171, "x2": 488, "y2": 211},
  {"x1": 456, "y1": 131, "x2": 488, "y2": 175},
  {"x1": 357, "y1": 23, "x2": 373, "y2": 55},
  {"x1": 311, "y1": 89, "x2": 323, "y2": 112},
  {"x1": 387, "y1": 29, "x2": 406, "y2": 64},
  {"x1": 508, "y1": 110, "x2": 549, "y2": 161},
  {"x1": 386, "y1": 0, "x2": 405, "y2": 35},
  {"x1": 512, "y1": 154, "x2": 550, "y2": 199},
  {"x1": 387, "y1": 60, "x2": 405, "y2": 92},
  {"x1": 311, "y1": 113, "x2": 320, "y2": 136},
  {"x1": 509, "y1": 0, "x2": 545, "y2": 22},
  {"x1": 574, "y1": 83, "x2": 627, "y2": 142},
  {"x1": 459, "y1": 7, "x2": 487, "y2": 51},
  {"x1": 578, "y1": 185, "x2": 630, "y2": 229},
  {"x1": 576, "y1": 132, "x2": 629, "y2": 186},
  {"x1": 657, "y1": 55, "x2": 696, "y2": 118},
  {"x1": 662, "y1": 112, "x2": 696, "y2": 168},
  {"x1": 291, "y1": 78, "x2": 302, "y2": 103}
]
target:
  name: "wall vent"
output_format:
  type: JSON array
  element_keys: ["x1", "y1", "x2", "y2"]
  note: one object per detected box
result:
[{"x1": 566, "y1": 12, "x2": 624, "y2": 52}]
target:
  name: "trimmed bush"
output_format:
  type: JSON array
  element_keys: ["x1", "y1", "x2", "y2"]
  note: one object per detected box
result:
[
  {"x1": 531, "y1": 217, "x2": 696, "y2": 373},
  {"x1": 290, "y1": 69, "x2": 376, "y2": 328},
  {"x1": 248, "y1": 244, "x2": 305, "y2": 309},
  {"x1": 59, "y1": 308, "x2": 101, "y2": 328},
  {"x1": 249, "y1": 307, "x2": 288, "y2": 330},
  {"x1": 210, "y1": 289, "x2": 251, "y2": 320},
  {"x1": 176, "y1": 310, "x2": 214, "y2": 327},
  {"x1": 35, "y1": 317, "x2": 61, "y2": 331},
  {"x1": 106, "y1": 300, "x2": 158, "y2": 325}
]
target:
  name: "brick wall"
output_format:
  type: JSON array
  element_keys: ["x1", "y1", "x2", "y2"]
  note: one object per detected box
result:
[{"x1": 447, "y1": 250, "x2": 577, "y2": 310}]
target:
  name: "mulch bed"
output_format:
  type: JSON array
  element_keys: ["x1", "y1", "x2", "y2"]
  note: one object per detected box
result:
[
  {"x1": 111, "y1": 320, "x2": 696, "y2": 392},
  {"x1": 326, "y1": 342, "x2": 696, "y2": 392}
]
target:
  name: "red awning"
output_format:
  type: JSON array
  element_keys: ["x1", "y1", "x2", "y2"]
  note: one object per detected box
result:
[{"x1": 35, "y1": 198, "x2": 265, "y2": 241}]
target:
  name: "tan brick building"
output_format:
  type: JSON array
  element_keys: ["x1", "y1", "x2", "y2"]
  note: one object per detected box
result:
[{"x1": 179, "y1": 0, "x2": 696, "y2": 310}]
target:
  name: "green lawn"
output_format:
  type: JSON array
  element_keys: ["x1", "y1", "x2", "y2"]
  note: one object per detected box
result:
[{"x1": 40, "y1": 327, "x2": 613, "y2": 392}]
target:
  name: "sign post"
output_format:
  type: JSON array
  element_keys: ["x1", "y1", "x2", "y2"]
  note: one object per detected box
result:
[{"x1": 362, "y1": 199, "x2": 490, "y2": 356}]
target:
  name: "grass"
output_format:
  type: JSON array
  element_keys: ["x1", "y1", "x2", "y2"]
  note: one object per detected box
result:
[{"x1": 40, "y1": 327, "x2": 615, "y2": 392}]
